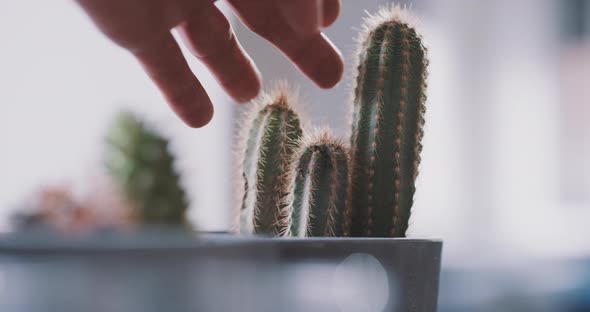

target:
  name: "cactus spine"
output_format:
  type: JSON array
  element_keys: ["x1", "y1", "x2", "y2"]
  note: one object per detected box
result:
[
  {"x1": 285, "y1": 132, "x2": 350, "y2": 237},
  {"x1": 239, "y1": 89, "x2": 303, "y2": 236},
  {"x1": 105, "y1": 112, "x2": 188, "y2": 225},
  {"x1": 348, "y1": 7, "x2": 428, "y2": 237}
]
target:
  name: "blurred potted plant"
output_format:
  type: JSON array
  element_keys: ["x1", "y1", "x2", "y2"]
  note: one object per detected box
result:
[
  {"x1": 13, "y1": 111, "x2": 190, "y2": 232},
  {"x1": 103, "y1": 111, "x2": 190, "y2": 227}
]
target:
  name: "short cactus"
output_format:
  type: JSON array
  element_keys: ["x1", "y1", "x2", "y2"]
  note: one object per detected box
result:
[
  {"x1": 348, "y1": 6, "x2": 428, "y2": 237},
  {"x1": 239, "y1": 88, "x2": 304, "y2": 236},
  {"x1": 105, "y1": 111, "x2": 189, "y2": 225},
  {"x1": 285, "y1": 131, "x2": 350, "y2": 237}
]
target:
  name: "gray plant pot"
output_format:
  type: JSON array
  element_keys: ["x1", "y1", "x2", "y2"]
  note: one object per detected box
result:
[{"x1": 0, "y1": 231, "x2": 441, "y2": 312}]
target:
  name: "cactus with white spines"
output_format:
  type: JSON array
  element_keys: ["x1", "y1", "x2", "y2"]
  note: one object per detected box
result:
[
  {"x1": 348, "y1": 6, "x2": 428, "y2": 237},
  {"x1": 285, "y1": 131, "x2": 350, "y2": 237},
  {"x1": 238, "y1": 87, "x2": 304, "y2": 236},
  {"x1": 236, "y1": 6, "x2": 428, "y2": 238}
]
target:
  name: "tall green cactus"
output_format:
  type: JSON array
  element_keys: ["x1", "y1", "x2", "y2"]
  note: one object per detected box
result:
[
  {"x1": 105, "y1": 111, "x2": 189, "y2": 225},
  {"x1": 285, "y1": 131, "x2": 350, "y2": 237},
  {"x1": 348, "y1": 7, "x2": 428, "y2": 237},
  {"x1": 239, "y1": 89, "x2": 304, "y2": 236}
]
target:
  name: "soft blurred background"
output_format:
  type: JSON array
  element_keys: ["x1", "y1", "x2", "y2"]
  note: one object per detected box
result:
[{"x1": 0, "y1": 0, "x2": 588, "y2": 310}]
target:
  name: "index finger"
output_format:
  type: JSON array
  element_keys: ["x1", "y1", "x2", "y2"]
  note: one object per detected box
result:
[{"x1": 132, "y1": 33, "x2": 214, "y2": 128}]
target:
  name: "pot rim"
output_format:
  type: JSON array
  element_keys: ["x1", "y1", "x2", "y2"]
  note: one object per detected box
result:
[{"x1": 0, "y1": 230, "x2": 442, "y2": 253}]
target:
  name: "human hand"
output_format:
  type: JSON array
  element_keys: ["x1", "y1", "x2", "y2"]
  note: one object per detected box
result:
[{"x1": 75, "y1": 0, "x2": 343, "y2": 127}]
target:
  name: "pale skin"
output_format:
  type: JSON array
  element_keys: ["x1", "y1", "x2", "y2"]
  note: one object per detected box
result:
[{"x1": 76, "y1": 0, "x2": 344, "y2": 127}]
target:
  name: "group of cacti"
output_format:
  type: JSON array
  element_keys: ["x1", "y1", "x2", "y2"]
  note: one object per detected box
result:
[{"x1": 238, "y1": 6, "x2": 428, "y2": 238}]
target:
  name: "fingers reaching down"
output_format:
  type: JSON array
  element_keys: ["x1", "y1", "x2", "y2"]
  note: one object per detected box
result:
[{"x1": 78, "y1": 0, "x2": 344, "y2": 128}]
